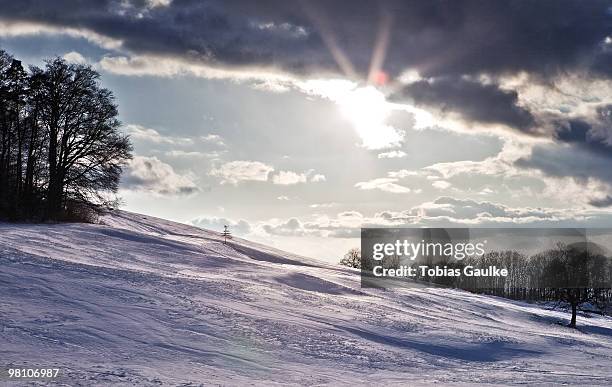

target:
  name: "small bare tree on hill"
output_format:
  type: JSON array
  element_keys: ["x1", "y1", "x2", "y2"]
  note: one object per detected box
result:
[
  {"x1": 221, "y1": 225, "x2": 232, "y2": 244},
  {"x1": 340, "y1": 248, "x2": 361, "y2": 268}
]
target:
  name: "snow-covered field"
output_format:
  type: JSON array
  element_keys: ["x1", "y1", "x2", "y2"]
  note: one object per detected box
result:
[{"x1": 1, "y1": 211, "x2": 612, "y2": 385}]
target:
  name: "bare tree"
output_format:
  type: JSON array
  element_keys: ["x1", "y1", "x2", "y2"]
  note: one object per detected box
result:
[
  {"x1": 36, "y1": 58, "x2": 132, "y2": 219},
  {"x1": 222, "y1": 225, "x2": 232, "y2": 244},
  {"x1": 0, "y1": 50, "x2": 132, "y2": 221},
  {"x1": 1, "y1": 51, "x2": 38, "y2": 219},
  {"x1": 340, "y1": 248, "x2": 361, "y2": 269},
  {"x1": 460, "y1": 243, "x2": 611, "y2": 328},
  {"x1": 540, "y1": 245, "x2": 609, "y2": 328}
]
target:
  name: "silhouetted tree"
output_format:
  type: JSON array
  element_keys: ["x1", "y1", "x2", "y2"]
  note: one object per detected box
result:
[
  {"x1": 222, "y1": 225, "x2": 232, "y2": 244},
  {"x1": 0, "y1": 51, "x2": 28, "y2": 218},
  {"x1": 457, "y1": 243, "x2": 611, "y2": 328},
  {"x1": 540, "y1": 244, "x2": 610, "y2": 328},
  {"x1": 36, "y1": 58, "x2": 132, "y2": 219},
  {"x1": 0, "y1": 49, "x2": 132, "y2": 221}
]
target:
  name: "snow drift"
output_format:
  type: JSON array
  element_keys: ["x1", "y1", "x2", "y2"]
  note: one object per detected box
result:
[{"x1": 1, "y1": 211, "x2": 612, "y2": 385}]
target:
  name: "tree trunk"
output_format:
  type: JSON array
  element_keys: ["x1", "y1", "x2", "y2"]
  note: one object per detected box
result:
[
  {"x1": 569, "y1": 303, "x2": 577, "y2": 328},
  {"x1": 24, "y1": 119, "x2": 37, "y2": 201},
  {"x1": 46, "y1": 127, "x2": 59, "y2": 219}
]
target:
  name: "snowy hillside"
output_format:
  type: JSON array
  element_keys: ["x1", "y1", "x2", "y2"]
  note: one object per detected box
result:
[{"x1": 1, "y1": 211, "x2": 612, "y2": 385}]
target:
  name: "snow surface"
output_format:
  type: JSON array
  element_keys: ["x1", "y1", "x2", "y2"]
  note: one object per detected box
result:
[{"x1": 1, "y1": 211, "x2": 612, "y2": 385}]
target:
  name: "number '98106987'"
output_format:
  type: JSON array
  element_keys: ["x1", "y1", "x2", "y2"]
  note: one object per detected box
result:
[{"x1": 5, "y1": 368, "x2": 60, "y2": 379}]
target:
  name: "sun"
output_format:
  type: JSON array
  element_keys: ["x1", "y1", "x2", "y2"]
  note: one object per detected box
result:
[
  {"x1": 337, "y1": 86, "x2": 401, "y2": 149},
  {"x1": 338, "y1": 86, "x2": 387, "y2": 123},
  {"x1": 298, "y1": 80, "x2": 403, "y2": 149}
]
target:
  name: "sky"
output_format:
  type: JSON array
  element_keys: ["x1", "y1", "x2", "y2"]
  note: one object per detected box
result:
[{"x1": 1, "y1": 0, "x2": 612, "y2": 262}]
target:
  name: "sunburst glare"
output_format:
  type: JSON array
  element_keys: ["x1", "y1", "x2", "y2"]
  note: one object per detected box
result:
[{"x1": 337, "y1": 86, "x2": 401, "y2": 149}]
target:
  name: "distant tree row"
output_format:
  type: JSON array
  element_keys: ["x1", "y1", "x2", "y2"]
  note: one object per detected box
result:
[
  {"x1": 345, "y1": 243, "x2": 612, "y2": 327},
  {"x1": 0, "y1": 49, "x2": 132, "y2": 221},
  {"x1": 457, "y1": 244, "x2": 612, "y2": 327}
]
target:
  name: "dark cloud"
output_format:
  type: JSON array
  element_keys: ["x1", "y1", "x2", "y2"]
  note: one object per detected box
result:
[
  {"x1": 515, "y1": 140, "x2": 612, "y2": 184},
  {"x1": 513, "y1": 107, "x2": 612, "y2": 191},
  {"x1": 392, "y1": 78, "x2": 536, "y2": 131},
  {"x1": 1, "y1": 0, "x2": 610, "y2": 78},
  {"x1": 554, "y1": 119, "x2": 612, "y2": 157},
  {"x1": 589, "y1": 195, "x2": 612, "y2": 207},
  {"x1": 3, "y1": 0, "x2": 612, "y2": 184}
]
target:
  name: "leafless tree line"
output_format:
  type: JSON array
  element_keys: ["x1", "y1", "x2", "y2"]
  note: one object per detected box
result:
[{"x1": 350, "y1": 242, "x2": 612, "y2": 327}]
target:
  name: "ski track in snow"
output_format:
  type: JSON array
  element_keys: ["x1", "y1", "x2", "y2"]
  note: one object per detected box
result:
[{"x1": 1, "y1": 211, "x2": 612, "y2": 385}]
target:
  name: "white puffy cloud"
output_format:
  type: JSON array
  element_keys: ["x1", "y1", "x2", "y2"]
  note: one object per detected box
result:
[
  {"x1": 124, "y1": 124, "x2": 193, "y2": 145},
  {"x1": 255, "y1": 196, "x2": 612, "y2": 239},
  {"x1": 272, "y1": 170, "x2": 308, "y2": 185},
  {"x1": 210, "y1": 160, "x2": 274, "y2": 185},
  {"x1": 202, "y1": 195, "x2": 612, "y2": 244},
  {"x1": 423, "y1": 140, "x2": 530, "y2": 179},
  {"x1": 310, "y1": 174, "x2": 326, "y2": 182},
  {"x1": 164, "y1": 150, "x2": 209, "y2": 158},
  {"x1": 271, "y1": 170, "x2": 326, "y2": 185},
  {"x1": 121, "y1": 156, "x2": 198, "y2": 195},
  {"x1": 0, "y1": 20, "x2": 122, "y2": 50},
  {"x1": 209, "y1": 162, "x2": 323, "y2": 186},
  {"x1": 420, "y1": 139, "x2": 612, "y2": 206},
  {"x1": 261, "y1": 218, "x2": 317, "y2": 237},
  {"x1": 432, "y1": 180, "x2": 452, "y2": 190},
  {"x1": 354, "y1": 178, "x2": 413, "y2": 194},
  {"x1": 62, "y1": 51, "x2": 87, "y2": 64},
  {"x1": 191, "y1": 216, "x2": 251, "y2": 236},
  {"x1": 200, "y1": 134, "x2": 226, "y2": 146},
  {"x1": 479, "y1": 187, "x2": 496, "y2": 195},
  {"x1": 388, "y1": 169, "x2": 420, "y2": 178},
  {"x1": 378, "y1": 150, "x2": 407, "y2": 159},
  {"x1": 402, "y1": 197, "x2": 561, "y2": 223},
  {"x1": 99, "y1": 54, "x2": 294, "y2": 86},
  {"x1": 146, "y1": 0, "x2": 172, "y2": 8},
  {"x1": 309, "y1": 203, "x2": 337, "y2": 208}
]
